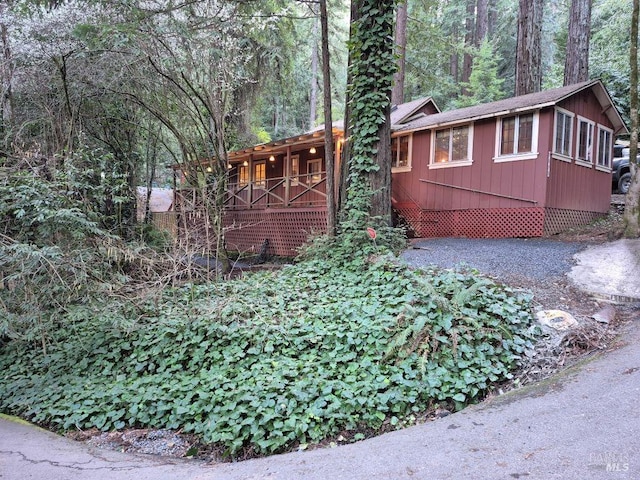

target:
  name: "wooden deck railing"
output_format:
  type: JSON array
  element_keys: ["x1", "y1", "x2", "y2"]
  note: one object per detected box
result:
[
  {"x1": 174, "y1": 171, "x2": 327, "y2": 212},
  {"x1": 224, "y1": 171, "x2": 327, "y2": 210}
]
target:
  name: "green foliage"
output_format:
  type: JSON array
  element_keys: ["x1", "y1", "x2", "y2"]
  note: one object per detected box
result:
[
  {"x1": 0, "y1": 250, "x2": 537, "y2": 458},
  {"x1": 0, "y1": 150, "x2": 139, "y2": 341},
  {"x1": 343, "y1": 0, "x2": 396, "y2": 226},
  {"x1": 455, "y1": 40, "x2": 505, "y2": 108}
]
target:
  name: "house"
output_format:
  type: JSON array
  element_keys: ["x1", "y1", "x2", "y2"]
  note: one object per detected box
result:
[
  {"x1": 391, "y1": 79, "x2": 627, "y2": 238},
  {"x1": 174, "y1": 80, "x2": 626, "y2": 257}
]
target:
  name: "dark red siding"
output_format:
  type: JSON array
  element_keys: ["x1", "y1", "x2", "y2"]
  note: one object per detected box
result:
[{"x1": 393, "y1": 88, "x2": 615, "y2": 238}]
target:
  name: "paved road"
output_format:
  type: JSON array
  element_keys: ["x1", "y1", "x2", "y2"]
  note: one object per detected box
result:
[{"x1": 2, "y1": 319, "x2": 639, "y2": 480}]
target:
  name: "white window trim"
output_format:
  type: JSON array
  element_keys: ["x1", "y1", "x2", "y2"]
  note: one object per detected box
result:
[
  {"x1": 575, "y1": 115, "x2": 595, "y2": 168},
  {"x1": 596, "y1": 125, "x2": 614, "y2": 172},
  {"x1": 552, "y1": 107, "x2": 574, "y2": 162},
  {"x1": 391, "y1": 134, "x2": 413, "y2": 173},
  {"x1": 493, "y1": 111, "x2": 539, "y2": 163},
  {"x1": 429, "y1": 124, "x2": 474, "y2": 169}
]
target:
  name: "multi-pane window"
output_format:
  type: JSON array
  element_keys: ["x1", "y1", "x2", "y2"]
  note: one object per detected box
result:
[
  {"x1": 577, "y1": 117, "x2": 595, "y2": 163},
  {"x1": 500, "y1": 113, "x2": 534, "y2": 156},
  {"x1": 238, "y1": 165, "x2": 249, "y2": 187},
  {"x1": 554, "y1": 109, "x2": 574, "y2": 157},
  {"x1": 253, "y1": 161, "x2": 266, "y2": 188},
  {"x1": 291, "y1": 155, "x2": 300, "y2": 185},
  {"x1": 434, "y1": 125, "x2": 470, "y2": 164},
  {"x1": 307, "y1": 158, "x2": 322, "y2": 183},
  {"x1": 597, "y1": 127, "x2": 613, "y2": 169},
  {"x1": 391, "y1": 135, "x2": 411, "y2": 169}
]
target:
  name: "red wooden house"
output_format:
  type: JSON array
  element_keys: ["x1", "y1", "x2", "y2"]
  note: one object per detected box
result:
[
  {"x1": 175, "y1": 80, "x2": 626, "y2": 257},
  {"x1": 391, "y1": 80, "x2": 626, "y2": 238}
]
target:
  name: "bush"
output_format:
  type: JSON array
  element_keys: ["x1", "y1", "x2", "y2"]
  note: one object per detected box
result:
[{"x1": 0, "y1": 250, "x2": 537, "y2": 458}]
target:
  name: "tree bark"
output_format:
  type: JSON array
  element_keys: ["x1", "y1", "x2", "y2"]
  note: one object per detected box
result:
[
  {"x1": 319, "y1": 0, "x2": 336, "y2": 236},
  {"x1": 515, "y1": 0, "x2": 543, "y2": 95},
  {"x1": 461, "y1": 0, "x2": 475, "y2": 86},
  {"x1": 475, "y1": 0, "x2": 488, "y2": 46},
  {"x1": 391, "y1": 0, "x2": 407, "y2": 105},
  {"x1": 624, "y1": 0, "x2": 640, "y2": 237},
  {"x1": 564, "y1": 0, "x2": 592, "y2": 86},
  {"x1": 309, "y1": 10, "x2": 319, "y2": 129},
  {"x1": 1, "y1": 1, "x2": 13, "y2": 143}
]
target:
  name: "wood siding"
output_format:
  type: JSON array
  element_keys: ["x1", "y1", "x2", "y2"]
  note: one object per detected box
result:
[
  {"x1": 545, "y1": 91, "x2": 613, "y2": 213},
  {"x1": 392, "y1": 87, "x2": 615, "y2": 238}
]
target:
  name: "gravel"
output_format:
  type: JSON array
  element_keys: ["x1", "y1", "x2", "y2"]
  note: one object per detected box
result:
[{"x1": 401, "y1": 237, "x2": 589, "y2": 283}]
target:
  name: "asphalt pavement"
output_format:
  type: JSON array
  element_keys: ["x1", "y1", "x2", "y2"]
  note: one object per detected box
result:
[{"x1": 1, "y1": 239, "x2": 639, "y2": 480}]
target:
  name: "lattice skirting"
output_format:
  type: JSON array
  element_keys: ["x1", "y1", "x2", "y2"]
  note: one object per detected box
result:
[
  {"x1": 395, "y1": 207, "x2": 546, "y2": 238},
  {"x1": 223, "y1": 208, "x2": 327, "y2": 257},
  {"x1": 543, "y1": 208, "x2": 605, "y2": 236}
]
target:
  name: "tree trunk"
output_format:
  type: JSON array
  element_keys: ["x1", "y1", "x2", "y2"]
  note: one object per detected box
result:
[
  {"x1": 487, "y1": 0, "x2": 497, "y2": 38},
  {"x1": 391, "y1": 0, "x2": 408, "y2": 105},
  {"x1": 461, "y1": 0, "x2": 475, "y2": 86},
  {"x1": 515, "y1": 0, "x2": 543, "y2": 95},
  {"x1": 341, "y1": 0, "x2": 395, "y2": 226},
  {"x1": 564, "y1": 0, "x2": 592, "y2": 86},
  {"x1": 1, "y1": 1, "x2": 13, "y2": 143},
  {"x1": 475, "y1": 0, "x2": 488, "y2": 46},
  {"x1": 320, "y1": 0, "x2": 336, "y2": 236},
  {"x1": 624, "y1": 0, "x2": 640, "y2": 237},
  {"x1": 309, "y1": 11, "x2": 319, "y2": 129}
]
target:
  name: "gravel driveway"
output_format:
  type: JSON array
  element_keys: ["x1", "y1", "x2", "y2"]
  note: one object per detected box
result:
[{"x1": 401, "y1": 237, "x2": 589, "y2": 284}]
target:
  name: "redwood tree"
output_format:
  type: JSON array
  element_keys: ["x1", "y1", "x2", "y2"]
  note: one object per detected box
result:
[
  {"x1": 515, "y1": 0, "x2": 543, "y2": 95},
  {"x1": 564, "y1": 0, "x2": 593, "y2": 85},
  {"x1": 391, "y1": 0, "x2": 407, "y2": 105},
  {"x1": 341, "y1": 0, "x2": 396, "y2": 228}
]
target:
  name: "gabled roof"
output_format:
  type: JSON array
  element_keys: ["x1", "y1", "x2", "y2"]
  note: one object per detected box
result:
[
  {"x1": 310, "y1": 96, "x2": 438, "y2": 134},
  {"x1": 397, "y1": 80, "x2": 628, "y2": 135},
  {"x1": 391, "y1": 96, "x2": 440, "y2": 125}
]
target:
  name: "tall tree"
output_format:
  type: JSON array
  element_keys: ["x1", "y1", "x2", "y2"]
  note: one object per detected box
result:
[
  {"x1": 515, "y1": 0, "x2": 544, "y2": 95},
  {"x1": 564, "y1": 0, "x2": 592, "y2": 85},
  {"x1": 319, "y1": 0, "x2": 336, "y2": 235},
  {"x1": 475, "y1": 0, "x2": 489, "y2": 46},
  {"x1": 341, "y1": 0, "x2": 395, "y2": 226},
  {"x1": 624, "y1": 0, "x2": 640, "y2": 237},
  {"x1": 310, "y1": 7, "x2": 319, "y2": 129},
  {"x1": 461, "y1": 0, "x2": 475, "y2": 85},
  {"x1": 391, "y1": 0, "x2": 407, "y2": 105},
  {"x1": 1, "y1": 0, "x2": 13, "y2": 148}
]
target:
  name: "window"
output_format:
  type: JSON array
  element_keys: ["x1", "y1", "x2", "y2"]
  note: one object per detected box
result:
[
  {"x1": 498, "y1": 113, "x2": 535, "y2": 158},
  {"x1": 253, "y1": 161, "x2": 266, "y2": 188},
  {"x1": 290, "y1": 154, "x2": 300, "y2": 185},
  {"x1": 238, "y1": 165, "x2": 249, "y2": 187},
  {"x1": 307, "y1": 159, "x2": 322, "y2": 183},
  {"x1": 554, "y1": 108, "x2": 574, "y2": 158},
  {"x1": 597, "y1": 126, "x2": 613, "y2": 169},
  {"x1": 577, "y1": 116, "x2": 595, "y2": 164},
  {"x1": 432, "y1": 125, "x2": 472, "y2": 167},
  {"x1": 391, "y1": 135, "x2": 412, "y2": 170}
]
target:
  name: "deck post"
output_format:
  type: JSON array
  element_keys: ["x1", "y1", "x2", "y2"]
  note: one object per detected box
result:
[{"x1": 285, "y1": 146, "x2": 292, "y2": 206}]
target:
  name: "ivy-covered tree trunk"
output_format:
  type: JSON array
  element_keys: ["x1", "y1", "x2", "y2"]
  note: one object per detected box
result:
[
  {"x1": 341, "y1": 0, "x2": 396, "y2": 229},
  {"x1": 624, "y1": 0, "x2": 640, "y2": 238},
  {"x1": 515, "y1": 0, "x2": 543, "y2": 95},
  {"x1": 564, "y1": 0, "x2": 592, "y2": 86}
]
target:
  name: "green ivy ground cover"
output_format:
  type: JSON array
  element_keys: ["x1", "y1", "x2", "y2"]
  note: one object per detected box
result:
[{"x1": 0, "y1": 253, "x2": 537, "y2": 457}]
